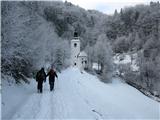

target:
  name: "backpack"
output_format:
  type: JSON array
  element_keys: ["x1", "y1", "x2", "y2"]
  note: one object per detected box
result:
[
  {"x1": 36, "y1": 71, "x2": 45, "y2": 81},
  {"x1": 36, "y1": 71, "x2": 40, "y2": 81}
]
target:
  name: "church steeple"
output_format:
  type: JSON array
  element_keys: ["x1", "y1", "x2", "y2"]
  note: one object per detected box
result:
[
  {"x1": 70, "y1": 31, "x2": 88, "y2": 70},
  {"x1": 71, "y1": 31, "x2": 80, "y2": 67}
]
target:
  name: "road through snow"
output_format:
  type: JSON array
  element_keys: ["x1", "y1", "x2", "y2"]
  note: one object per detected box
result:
[{"x1": 2, "y1": 68, "x2": 160, "y2": 119}]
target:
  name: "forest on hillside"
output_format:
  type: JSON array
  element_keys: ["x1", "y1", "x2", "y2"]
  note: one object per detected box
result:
[{"x1": 1, "y1": 1, "x2": 160, "y2": 97}]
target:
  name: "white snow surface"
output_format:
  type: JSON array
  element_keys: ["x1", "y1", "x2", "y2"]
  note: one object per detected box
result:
[
  {"x1": 2, "y1": 68, "x2": 160, "y2": 119},
  {"x1": 113, "y1": 53, "x2": 139, "y2": 72},
  {"x1": 114, "y1": 54, "x2": 131, "y2": 64}
]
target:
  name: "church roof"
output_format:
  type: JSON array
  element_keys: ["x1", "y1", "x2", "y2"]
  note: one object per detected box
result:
[{"x1": 78, "y1": 51, "x2": 87, "y2": 57}]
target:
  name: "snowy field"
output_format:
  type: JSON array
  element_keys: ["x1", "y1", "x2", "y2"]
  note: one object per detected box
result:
[{"x1": 2, "y1": 68, "x2": 160, "y2": 119}]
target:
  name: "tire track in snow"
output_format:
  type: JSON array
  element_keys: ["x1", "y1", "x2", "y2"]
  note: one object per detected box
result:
[
  {"x1": 51, "y1": 77, "x2": 75, "y2": 118},
  {"x1": 51, "y1": 71, "x2": 94, "y2": 119},
  {"x1": 66, "y1": 76, "x2": 101, "y2": 119},
  {"x1": 76, "y1": 79, "x2": 104, "y2": 119}
]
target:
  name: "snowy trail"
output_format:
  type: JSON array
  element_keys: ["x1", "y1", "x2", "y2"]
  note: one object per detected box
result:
[
  {"x1": 2, "y1": 68, "x2": 160, "y2": 119},
  {"x1": 12, "y1": 90, "x2": 53, "y2": 119}
]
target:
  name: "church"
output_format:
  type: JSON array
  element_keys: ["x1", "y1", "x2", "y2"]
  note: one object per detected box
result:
[{"x1": 71, "y1": 31, "x2": 88, "y2": 70}]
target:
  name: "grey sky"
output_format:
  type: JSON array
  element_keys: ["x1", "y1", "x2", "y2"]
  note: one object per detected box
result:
[{"x1": 62, "y1": 0, "x2": 159, "y2": 14}]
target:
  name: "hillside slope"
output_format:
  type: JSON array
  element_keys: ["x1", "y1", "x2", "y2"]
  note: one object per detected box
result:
[{"x1": 2, "y1": 68, "x2": 159, "y2": 119}]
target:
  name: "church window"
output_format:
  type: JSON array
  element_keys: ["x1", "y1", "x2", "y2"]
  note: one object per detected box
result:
[
  {"x1": 74, "y1": 43, "x2": 77, "y2": 47},
  {"x1": 74, "y1": 63, "x2": 76, "y2": 66},
  {"x1": 85, "y1": 61, "x2": 87, "y2": 64}
]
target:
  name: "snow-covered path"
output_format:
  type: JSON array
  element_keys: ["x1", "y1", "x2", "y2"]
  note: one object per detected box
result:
[{"x1": 2, "y1": 68, "x2": 160, "y2": 119}]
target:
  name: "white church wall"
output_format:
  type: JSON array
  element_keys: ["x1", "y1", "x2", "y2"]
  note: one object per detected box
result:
[
  {"x1": 71, "y1": 39, "x2": 80, "y2": 67},
  {"x1": 78, "y1": 56, "x2": 88, "y2": 70}
]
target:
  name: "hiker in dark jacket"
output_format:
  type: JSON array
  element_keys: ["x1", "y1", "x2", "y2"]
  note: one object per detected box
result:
[
  {"x1": 47, "y1": 68, "x2": 58, "y2": 91},
  {"x1": 36, "y1": 67, "x2": 46, "y2": 93}
]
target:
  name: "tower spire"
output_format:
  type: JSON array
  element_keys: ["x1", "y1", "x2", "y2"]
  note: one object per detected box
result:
[{"x1": 74, "y1": 31, "x2": 78, "y2": 38}]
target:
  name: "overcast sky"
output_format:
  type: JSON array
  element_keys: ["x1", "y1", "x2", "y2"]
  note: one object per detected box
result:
[{"x1": 62, "y1": 0, "x2": 159, "y2": 14}]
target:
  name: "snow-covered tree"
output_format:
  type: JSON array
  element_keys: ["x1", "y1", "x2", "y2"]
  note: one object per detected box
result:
[
  {"x1": 1, "y1": 1, "x2": 71, "y2": 82},
  {"x1": 113, "y1": 36, "x2": 129, "y2": 53},
  {"x1": 93, "y1": 34, "x2": 113, "y2": 81}
]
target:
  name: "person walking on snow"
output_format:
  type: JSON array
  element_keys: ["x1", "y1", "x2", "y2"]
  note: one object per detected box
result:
[
  {"x1": 36, "y1": 67, "x2": 46, "y2": 93},
  {"x1": 47, "y1": 68, "x2": 58, "y2": 91}
]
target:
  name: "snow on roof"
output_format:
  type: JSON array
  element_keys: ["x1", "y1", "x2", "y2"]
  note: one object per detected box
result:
[{"x1": 78, "y1": 51, "x2": 87, "y2": 57}]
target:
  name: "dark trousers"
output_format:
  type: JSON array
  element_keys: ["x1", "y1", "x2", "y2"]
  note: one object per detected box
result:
[
  {"x1": 50, "y1": 82, "x2": 54, "y2": 91},
  {"x1": 37, "y1": 82, "x2": 43, "y2": 93}
]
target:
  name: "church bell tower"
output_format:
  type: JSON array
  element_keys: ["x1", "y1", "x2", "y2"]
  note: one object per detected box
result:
[{"x1": 71, "y1": 31, "x2": 80, "y2": 67}]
